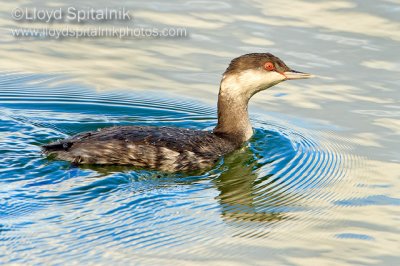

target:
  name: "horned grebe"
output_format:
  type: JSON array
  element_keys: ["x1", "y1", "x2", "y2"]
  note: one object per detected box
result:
[{"x1": 42, "y1": 53, "x2": 312, "y2": 172}]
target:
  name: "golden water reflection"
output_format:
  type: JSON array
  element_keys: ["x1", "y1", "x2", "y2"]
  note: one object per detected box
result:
[{"x1": 0, "y1": 0, "x2": 399, "y2": 264}]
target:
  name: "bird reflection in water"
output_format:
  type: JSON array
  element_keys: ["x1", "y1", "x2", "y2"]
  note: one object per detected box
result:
[{"x1": 214, "y1": 128, "x2": 298, "y2": 227}]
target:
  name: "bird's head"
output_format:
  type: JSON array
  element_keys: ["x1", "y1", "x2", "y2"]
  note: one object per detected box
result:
[{"x1": 220, "y1": 53, "x2": 313, "y2": 98}]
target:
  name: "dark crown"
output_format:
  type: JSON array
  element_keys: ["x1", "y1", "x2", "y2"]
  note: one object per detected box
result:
[{"x1": 224, "y1": 53, "x2": 292, "y2": 75}]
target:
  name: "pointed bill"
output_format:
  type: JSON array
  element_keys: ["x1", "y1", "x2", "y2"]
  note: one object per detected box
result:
[{"x1": 283, "y1": 70, "x2": 314, "y2": 80}]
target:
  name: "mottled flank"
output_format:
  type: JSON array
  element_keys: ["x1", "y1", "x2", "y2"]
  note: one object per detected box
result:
[{"x1": 42, "y1": 126, "x2": 239, "y2": 172}]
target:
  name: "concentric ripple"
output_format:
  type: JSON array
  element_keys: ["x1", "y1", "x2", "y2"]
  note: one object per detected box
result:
[{"x1": 0, "y1": 73, "x2": 360, "y2": 265}]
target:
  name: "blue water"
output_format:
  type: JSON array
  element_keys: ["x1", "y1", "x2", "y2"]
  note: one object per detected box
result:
[
  {"x1": 0, "y1": 73, "x2": 352, "y2": 264},
  {"x1": 2, "y1": 0, "x2": 400, "y2": 263}
]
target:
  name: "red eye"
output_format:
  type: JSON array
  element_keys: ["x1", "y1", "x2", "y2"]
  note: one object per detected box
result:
[{"x1": 264, "y1": 62, "x2": 275, "y2": 71}]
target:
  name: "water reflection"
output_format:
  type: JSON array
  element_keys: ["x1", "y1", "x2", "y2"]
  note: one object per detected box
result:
[
  {"x1": 1, "y1": 0, "x2": 400, "y2": 264},
  {"x1": 216, "y1": 146, "x2": 288, "y2": 224}
]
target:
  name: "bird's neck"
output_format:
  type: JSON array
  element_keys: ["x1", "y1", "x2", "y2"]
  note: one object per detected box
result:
[{"x1": 213, "y1": 75, "x2": 253, "y2": 143}]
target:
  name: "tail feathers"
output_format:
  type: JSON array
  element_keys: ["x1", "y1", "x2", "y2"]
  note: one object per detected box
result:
[{"x1": 42, "y1": 141, "x2": 73, "y2": 152}]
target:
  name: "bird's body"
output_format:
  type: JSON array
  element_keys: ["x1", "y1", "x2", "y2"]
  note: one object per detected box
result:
[
  {"x1": 43, "y1": 126, "x2": 238, "y2": 172},
  {"x1": 43, "y1": 53, "x2": 312, "y2": 172}
]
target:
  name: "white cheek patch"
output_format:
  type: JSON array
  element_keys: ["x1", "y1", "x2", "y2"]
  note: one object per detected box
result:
[
  {"x1": 263, "y1": 71, "x2": 287, "y2": 87},
  {"x1": 220, "y1": 69, "x2": 285, "y2": 96}
]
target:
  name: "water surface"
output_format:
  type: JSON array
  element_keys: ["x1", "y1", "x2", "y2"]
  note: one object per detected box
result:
[{"x1": 0, "y1": 0, "x2": 399, "y2": 265}]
